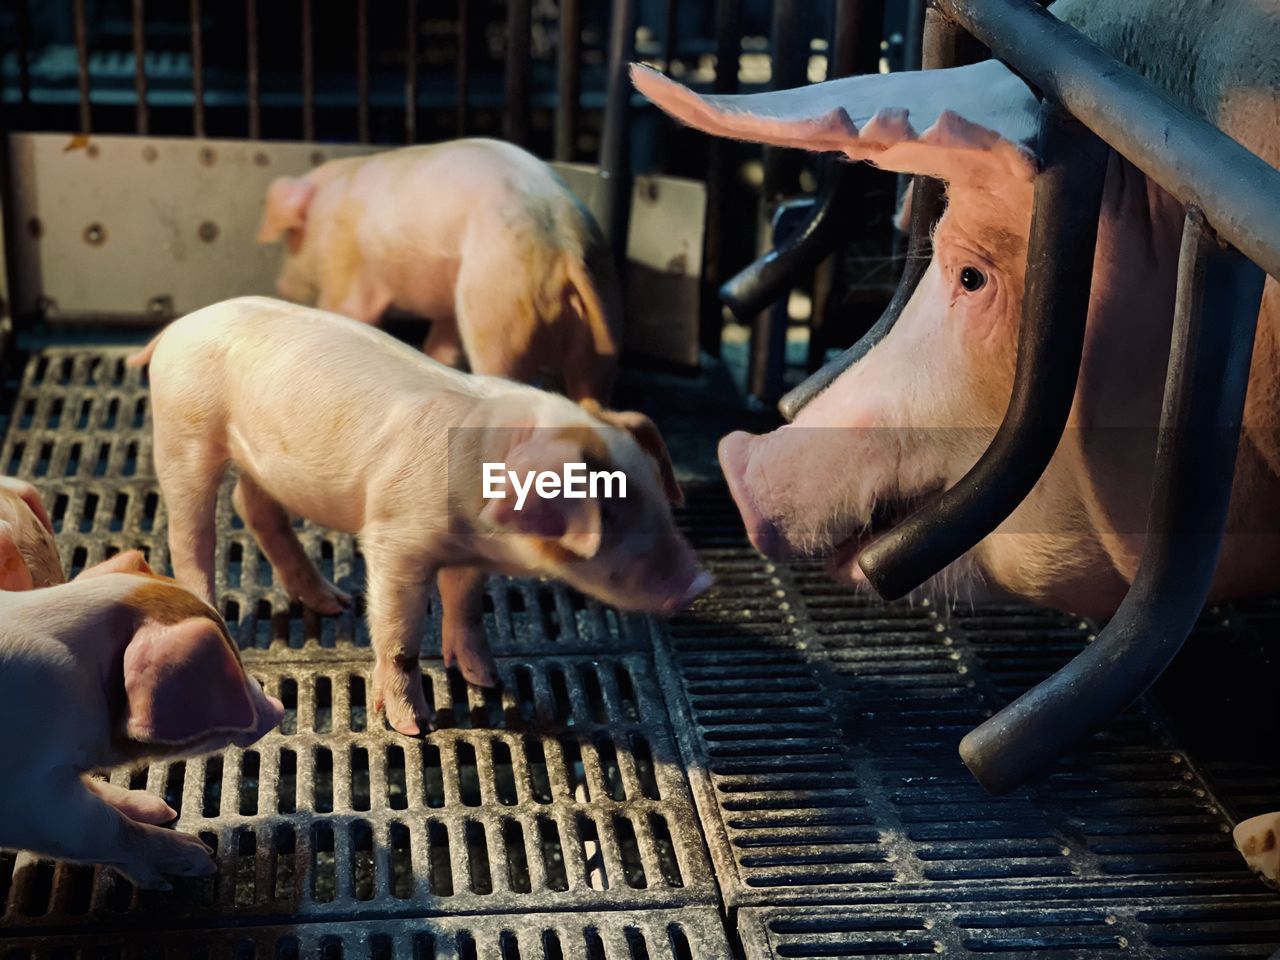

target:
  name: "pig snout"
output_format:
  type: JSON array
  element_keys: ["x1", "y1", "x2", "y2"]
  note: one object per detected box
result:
[{"x1": 719, "y1": 431, "x2": 789, "y2": 559}]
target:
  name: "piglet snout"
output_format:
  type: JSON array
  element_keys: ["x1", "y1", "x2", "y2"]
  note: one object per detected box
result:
[{"x1": 668, "y1": 569, "x2": 714, "y2": 613}]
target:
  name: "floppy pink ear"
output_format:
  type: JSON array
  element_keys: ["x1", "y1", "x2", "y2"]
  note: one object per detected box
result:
[
  {"x1": 123, "y1": 618, "x2": 256, "y2": 744},
  {"x1": 0, "y1": 528, "x2": 34, "y2": 591},
  {"x1": 258, "y1": 176, "x2": 318, "y2": 244},
  {"x1": 631, "y1": 59, "x2": 1039, "y2": 184},
  {"x1": 0, "y1": 477, "x2": 53, "y2": 534},
  {"x1": 581, "y1": 400, "x2": 683, "y2": 506},
  {"x1": 75, "y1": 549, "x2": 153, "y2": 580}
]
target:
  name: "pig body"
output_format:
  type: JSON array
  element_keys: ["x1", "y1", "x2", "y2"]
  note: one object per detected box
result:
[
  {"x1": 140, "y1": 297, "x2": 706, "y2": 737},
  {"x1": 0, "y1": 568, "x2": 283, "y2": 888},
  {"x1": 258, "y1": 139, "x2": 622, "y2": 403},
  {"x1": 633, "y1": 0, "x2": 1280, "y2": 619}
]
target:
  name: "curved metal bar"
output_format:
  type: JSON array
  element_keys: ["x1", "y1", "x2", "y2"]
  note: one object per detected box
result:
[
  {"x1": 777, "y1": 175, "x2": 943, "y2": 420},
  {"x1": 720, "y1": 164, "x2": 861, "y2": 321},
  {"x1": 857, "y1": 100, "x2": 1108, "y2": 600},
  {"x1": 959, "y1": 210, "x2": 1266, "y2": 794},
  {"x1": 776, "y1": 5, "x2": 978, "y2": 421}
]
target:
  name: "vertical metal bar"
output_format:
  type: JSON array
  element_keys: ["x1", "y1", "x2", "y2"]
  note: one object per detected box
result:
[
  {"x1": 698, "y1": 0, "x2": 742, "y2": 357},
  {"x1": 357, "y1": 0, "x2": 370, "y2": 143},
  {"x1": 598, "y1": 0, "x2": 638, "y2": 271},
  {"x1": 504, "y1": 0, "x2": 532, "y2": 145},
  {"x1": 16, "y1": 0, "x2": 31, "y2": 116},
  {"x1": 661, "y1": 0, "x2": 678, "y2": 75},
  {"x1": 777, "y1": 3, "x2": 972, "y2": 420},
  {"x1": 455, "y1": 0, "x2": 469, "y2": 137},
  {"x1": 959, "y1": 210, "x2": 1266, "y2": 794},
  {"x1": 405, "y1": 0, "x2": 418, "y2": 143},
  {"x1": 747, "y1": 0, "x2": 817, "y2": 404},
  {"x1": 246, "y1": 0, "x2": 260, "y2": 139},
  {"x1": 190, "y1": 0, "x2": 205, "y2": 137},
  {"x1": 555, "y1": 0, "x2": 583, "y2": 161},
  {"x1": 301, "y1": 0, "x2": 316, "y2": 141},
  {"x1": 132, "y1": 0, "x2": 148, "y2": 134},
  {"x1": 73, "y1": 0, "x2": 90, "y2": 133},
  {"x1": 902, "y1": 0, "x2": 925, "y2": 71},
  {"x1": 858, "y1": 102, "x2": 1109, "y2": 598}
]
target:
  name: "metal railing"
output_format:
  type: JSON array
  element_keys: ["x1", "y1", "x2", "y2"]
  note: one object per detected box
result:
[{"x1": 776, "y1": 0, "x2": 1279, "y2": 793}]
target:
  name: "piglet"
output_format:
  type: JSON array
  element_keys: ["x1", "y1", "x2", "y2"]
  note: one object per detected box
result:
[
  {"x1": 0, "y1": 476, "x2": 63, "y2": 589},
  {"x1": 0, "y1": 567, "x2": 284, "y2": 888},
  {"x1": 130, "y1": 296, "x2": 710, "y2": 736},
  {"x1": 258, "y1": 139, "x2": 622, "y2": 403}
]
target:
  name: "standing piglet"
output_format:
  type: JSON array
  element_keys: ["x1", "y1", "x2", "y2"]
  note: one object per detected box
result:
[
  {"x1": 133, "y1": 297, "x2": 708, "y2": 737},
  {"x1": 257, "y1": 139, "x2": 622, "y2": 403}
]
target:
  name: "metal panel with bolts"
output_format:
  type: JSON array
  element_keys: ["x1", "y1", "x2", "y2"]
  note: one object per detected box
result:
[{"x1": 5, "y1": 134, "x2": 704, "y2": 367}]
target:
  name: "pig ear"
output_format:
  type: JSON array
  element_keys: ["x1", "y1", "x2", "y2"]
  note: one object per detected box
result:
[
  {"x1": 258, "y1": 176, "x2": 318, "y2": 244},
  {"x1": 632, "y1": 59, "x2": 1039, "y2": 183},
  {"x1": 580, "y1": 400, "x2": 683, "y2": 506},
  {"x1": 123, "y1": 618, "x2": 256, "y2": 744},
  {"x1": 0, "y1": 477, "x2": 54, "y2": 535},
  {"x1": 0, "y1": 526, "x2": 34, "y2": 591},
  {"x1": 480, "y1": 436, "x2": 603, "y2": 559}
]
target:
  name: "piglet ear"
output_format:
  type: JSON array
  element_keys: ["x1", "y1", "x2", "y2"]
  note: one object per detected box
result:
[
  {"x1": 0, "y1": 477, "x2": 54, "y2": 534},
  {"x1": 631, "y1": 59, "x2": 1039, "y2": 183},
  {"x1": 580, "y1": 400, "x2": 683, "y2": 505},
  {"x1": 123, "y1": 618, "x2": 256, "y2": 744},
  {"x1": 480, "y1": 437, "x2": 603, "y2": 559},
  {"x1": 258, "y1": 176, "x2": 318, "y2": 244},
  {"x1": 0, "y1": 527, "x2": 34, "y2": 591}
]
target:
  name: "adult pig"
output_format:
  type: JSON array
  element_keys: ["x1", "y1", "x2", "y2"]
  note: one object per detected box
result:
[
  {"x1": 631, "y1": 0, "x2": 1280, "y2": 619},
  {"x1": 132, "y1": 297, "x2": 709, "y2": 737},
  {"x1": 258, "y1": 139, "x2": 622, "y2": 402}
]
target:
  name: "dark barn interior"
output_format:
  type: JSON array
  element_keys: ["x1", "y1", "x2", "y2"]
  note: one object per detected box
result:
[{"x1": 1, "y1": 2, "x2": 1280, "y2": 958}]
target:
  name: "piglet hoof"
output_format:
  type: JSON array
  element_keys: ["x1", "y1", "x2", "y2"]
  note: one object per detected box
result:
[
  {"x1": 120, "y1": 827, "x2": 216, "y2": 889},
  {"x1": 445, "y1": 648, "x2": 500, "y2": 690},
  {"x1": 373, "y1": 658, "x2": 432, "y2": 737},
  {"x1": 87, "y1": 779, "x2": 176, "y2": 826},
  {"x1": 296, "y1": 580, "x2": 353, "y2": 617},
  {"x1": 1234, "y1": 812, "x2": 1280, "y2": 888}
]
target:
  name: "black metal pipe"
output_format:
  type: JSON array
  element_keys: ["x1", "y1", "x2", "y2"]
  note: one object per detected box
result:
[
  {"x1": 245, "y1": 0, "x2": 259, "y2": 139},
  {"x1": 16, "y1": 0, "x2": 30, "y2": 117},
  {"x1": 598, "y1": 0, "x2": 638, "y2": 271},
  {"x1": 301, "y1": 0, "x2": 315, "y2": 141},
  {"x1": 661, "y1": 0, "x2": 678, "y2": 75},
  {"x1": 937, "y1": 0, "x2": 1280, "y2": 282},
  {"x1": 777, "y1": 175, "x2": 942, "y2": 420},
  {"x1": 555, "y1": 0, "x2": 583, "y2": 161},
  {"x1": 697, "y1": 0, "x2": 742, "y2": 357},
  {"x1": 132, "y1": 0, "x2": 148, "y2": 135},
  {"x1": 719, "y1": 0, "x2": 869, "y2": 322},
  {"x1": 858, "y1": 102, "x2": 1108, "y2": 599},
  {"x1": 776, "y1": 4, "x2": 966, "y2": 421},
  {"x1": 190, "y1": 0, "x2": 204, "y2": 138},
  {"x1": 356, "y1": 0, "x2": 370, "y2": 143},
  {"x1": 959, "y1": 210, "x2": 1266, "y2": 794},
  {"x1": 404, "y1": 0, "x2": 418, "y2": 144},
  {"x1": 73, "y1": 0, "x2": 90, "y2": 133},
  {"x1": 456, "y1": 0, "x2": 469, "y2": 137},
  {"x1": 504, "y1": 0, "x2": 532, "y2": 146}
]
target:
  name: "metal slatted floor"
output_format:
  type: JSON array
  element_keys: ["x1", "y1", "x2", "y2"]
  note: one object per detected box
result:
[{"x1": 1, "y1": 347, "x2": 1279, "y2": 958}]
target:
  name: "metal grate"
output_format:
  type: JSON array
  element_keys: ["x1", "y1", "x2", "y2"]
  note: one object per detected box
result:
[
  {"x1": 7, "y1": 345, "x2": 1280, "y2": 958},
  {"x1": 0, "y1": 348, "x2": 721, "y2": 954},
  {"x1": 658, "y1": 485, "x2": 1265, "y2": 907}
]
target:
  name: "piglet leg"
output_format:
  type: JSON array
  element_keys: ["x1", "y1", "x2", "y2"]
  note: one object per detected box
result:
[
  {"x1": 439, "y1": 566, "x2": 499, "y2": 688},
  {"x1": 233, "y1": 475, "x2": 350, "y2": 615},
  {"x1": 29, "y1": 776, "x2": 214, "y2": 890},
  {"x1": 156, "y1": 446, "x2": 226, "y2": 606},
  {"x1": 365, "y1": 542, "x2": 436, "y2": 736}
]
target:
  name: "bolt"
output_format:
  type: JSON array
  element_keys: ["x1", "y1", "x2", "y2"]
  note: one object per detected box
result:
[
  {"x1": 26, "y1": 217, "x2": 42, "y2": 239},
  {"x1": 142, "y1": 145, "x2": 158, "y2": 163},
  {"x1": 83, "y1": 223, "x2": 107, "y2": 246},
  {"x1": 148, "y1": 295, "x2": 174, "y2": 315},
  {"x1": 198, "y1": 221, "x2": 219, "y2": 243},
  {"x1": 310, "y1": 150, "x2": 325, "y2": 167},
  {"x1": 199, "y1": 146, "x2": 216, "y2": 166},
  {"x1": 254, "y1": 151, "x2": 270, "y2": 167}
]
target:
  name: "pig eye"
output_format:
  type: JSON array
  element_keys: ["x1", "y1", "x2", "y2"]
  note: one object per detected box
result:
[{"x1": 959, "y1": 266, "x2": 987, "y2": 292}]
